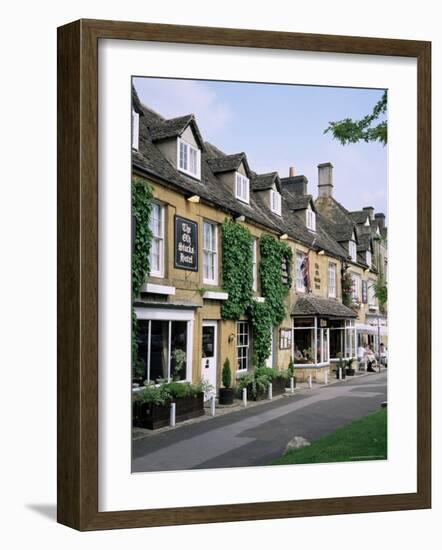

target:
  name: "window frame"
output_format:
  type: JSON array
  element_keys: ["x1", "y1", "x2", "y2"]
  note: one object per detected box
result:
[
  {"x1": 306, "y1": 208, "x2": 316, "y2": 231},
  {"x1": 202, "y1": 220, "x2": 218, "y2": 285},
  {"x1": 252, "y1": 238, "x2": 258, "y2": 291},
  {"x1": 177, "y1": 137, "x2": 201, "y2": 180},
  {"x1": 235, "y1": 172, "x2": 250, "y2": 204},
  {"x1": 328, "y1": 262, "x2": 337, "y2": 298},
  {"x1": 236, "y1": 321, "x2": 250, "y2": 373},
  {"x1": 270, "y1": 189, "x2": 282, "y2": 216},
  {"x1": 349, "y1": 240, "x2": 357, "y2": 262},
  {"x1": 149, "y1": 201, "x2": 165, "y2": 278}
]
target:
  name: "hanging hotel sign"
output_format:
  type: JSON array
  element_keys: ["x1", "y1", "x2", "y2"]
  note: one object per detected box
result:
[{"x1": 174, "y1": 216, "x2": 198, "y2": 271}]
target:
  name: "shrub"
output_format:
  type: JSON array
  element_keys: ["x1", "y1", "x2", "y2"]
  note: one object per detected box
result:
[{"x1": 222, "y1": 358, "x2": 232, "y2": 388}]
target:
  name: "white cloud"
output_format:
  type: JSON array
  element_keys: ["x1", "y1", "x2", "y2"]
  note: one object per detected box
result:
[{"x1": 133, "y1": 78, "x2": 234, "y2": 139}]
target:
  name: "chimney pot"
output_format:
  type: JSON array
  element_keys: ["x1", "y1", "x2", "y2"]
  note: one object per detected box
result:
[
  {"x1": 374, "y1": 212, "x2": 386, "y2": 229},
  {"x1": 362, "y1": 206, "x2": 375, "y2": 220},
  {"x1": 289, "y1": 166, "x2": 296, "y2": 177},
  {"x1": 317, "y1": 162, "x2": 334, "y2": 198}
]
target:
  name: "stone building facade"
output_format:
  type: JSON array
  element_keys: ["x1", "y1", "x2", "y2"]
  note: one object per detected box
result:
[{"x1": 131, "y1": 86, "x2": 388, "y2": 394}]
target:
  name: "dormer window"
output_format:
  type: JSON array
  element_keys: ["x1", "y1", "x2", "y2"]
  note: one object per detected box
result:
[
  {"x1": 366, "y1": 250, "x2": 372, "y2": 266},
  {"x1": 306, "y1": 208, "x2": 316, "y2": 231},
  {"x1": 235, "y1": 173, "x2": 250, "y2": 204},
  {"x1": 132, "y1": 110, "x2": 139, "y2": 150},
  {"x1": 270, "y1": 189, "x2": 282, "y2": 215},
  {"x1": 349, "y1": 240, "x2": 357, "y2": 262},
  {"x1": 178, "y1": 137, "x2": 201, "y2": 180}
]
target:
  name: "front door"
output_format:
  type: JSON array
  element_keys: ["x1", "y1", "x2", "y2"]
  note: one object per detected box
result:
[{"x1": 201, "y1": 321, "x2": 217, "y2": 399}]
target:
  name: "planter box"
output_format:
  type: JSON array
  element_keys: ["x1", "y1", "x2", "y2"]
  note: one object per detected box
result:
[
  {"x1": 272, "y1": 377, "x2": 288, "y2": 396},
  {"x1": 219, "y1": 387, "x2": 235, "y2": 405},
  {"x1": 133, "y1": 392, "x2": 204, "y2": 430}
]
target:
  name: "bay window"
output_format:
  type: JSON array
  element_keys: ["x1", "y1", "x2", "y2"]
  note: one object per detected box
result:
[
  {"x1": 292, "y1": 317, "x2": 329, "y2": 365},
  {"x1": 203, "y1": 221, "x2": 218, "y2": 285},
  {"x1": 329, "y1": 319, "x2": 356, "y2": 359},
  {"x1": 149, "y1": 202, "x2": 165, "y2": 278}
]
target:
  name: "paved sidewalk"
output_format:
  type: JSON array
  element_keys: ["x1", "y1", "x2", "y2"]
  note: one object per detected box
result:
[{"x1": 132, "y1": 371, "x2": 387, "y2": 472}]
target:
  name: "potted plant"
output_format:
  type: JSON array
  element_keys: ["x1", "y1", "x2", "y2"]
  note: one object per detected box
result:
[
  {"x1": 345, "y1": 358, "x2": 356, "y2": 376},
  {"x1": 219, "y1": 358, "x2": 235, "y2": 405},
  {"x1": 171, "y1": 348, "x2": 186, "y2": 381}
]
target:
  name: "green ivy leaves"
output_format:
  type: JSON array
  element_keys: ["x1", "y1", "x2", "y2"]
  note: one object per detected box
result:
[
  {"x1": 221, "y1": 219, "x2": 254, "y2": 320},
  {"x1": 221, "y1": 223, "x2": 293, "y2": 368},
  {"x1": 132, "y1": 178, "x2": 153, "y2": 298}
]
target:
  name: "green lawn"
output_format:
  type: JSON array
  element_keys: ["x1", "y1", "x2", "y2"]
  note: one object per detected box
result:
[{"x1": 273, "y1": 408, "x2": 387, "y2": 465}]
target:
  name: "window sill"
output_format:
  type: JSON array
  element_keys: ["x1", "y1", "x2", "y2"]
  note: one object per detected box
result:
[
  {"x1": 202, "y1": 290, "x2": 229, "y2": 301},
  {"x1": 141, "y1": 283, "x2": 176, "y2": 296}
]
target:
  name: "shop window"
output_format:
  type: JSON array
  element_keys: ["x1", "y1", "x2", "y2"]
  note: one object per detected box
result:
[
  {"x1": 136, "y1": 319, "x2": 189, "y2": 383},
  {"x1": 329, "y1": 319, "x2": 356, "y2": 359},
  {"x1": 293, "y1": 318, "x2": 331, "y2": 365}
]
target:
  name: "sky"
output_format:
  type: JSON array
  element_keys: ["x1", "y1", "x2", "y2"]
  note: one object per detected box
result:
[{"x1": 133, "y1": 77, "x2": 387, "y2": 216}]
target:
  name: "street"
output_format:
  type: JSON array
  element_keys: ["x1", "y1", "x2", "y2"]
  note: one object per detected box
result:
[{"x1": 132, "y1": 371, "x2": 387, "y2": 472}]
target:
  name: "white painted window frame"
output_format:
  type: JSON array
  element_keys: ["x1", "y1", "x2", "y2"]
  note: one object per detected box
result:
[
  {"x1": 349, "y1": 240, "x2": 357, "y2": 262},
  {"x1": 328, "y1": 262, "x2": 337, "y2": 298},
  {"x1": 134, "y1": 307, "x2": 194, "y2": 384},
  {"x1": 236, "y1": 321, "x2": 250, "y2": 373},
  {"x1": 177, "y1": 137, "x2": 201, "y2": 180},
  {"x1": 235, "y1": 172, "x2": 250, "y2": 204},
  {"x1": 149, "y1": 202, "x2": 165, "y2": 278},
  {"x1": 252, "y1": 238, "x2": 258, "y2": 291},
  {"x1": 202, "y1": 220, "x2": 218, "y2": 285},
  {"x1": 270, "y1": 189, "x2": 282, "y2": 215},
  {"x1": 306, "y1": 208, "x2": 316, "y2": 231}
]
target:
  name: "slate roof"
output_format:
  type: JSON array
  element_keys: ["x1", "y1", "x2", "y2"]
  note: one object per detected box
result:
[
  {"x1": 149, "y1": 114, "x2": 205, "y2": 150},
  {"x1": 350, "y1": 210, "x2": 370, "y2": 225},
  {"x1": 132, "y1": 90, "x2": 379, "y2": 262},
  {"x1": 251, "y1": 172, "x2": 279, "y2": 191},
  {"x1": 292, "y1": 295, "x2": 357, "y2": 318},
  {"x1": 207, "y1": 153, "x2": 250, "y2": 175}
]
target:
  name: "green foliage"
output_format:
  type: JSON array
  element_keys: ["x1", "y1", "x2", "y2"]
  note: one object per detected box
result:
[
  {"x1": 221, "y1": 219, "x2": 254, "y2": 320},
  {"x1": 288, "y1": 358, "x2": 295, "y2": 377},
  {"x1": 371, "y1": 271, "x2": 388, "y2": 313},
  {"x1": 222, "y1": 358, "x2": 232, "y2": 389},
  {"x1": 324, "y1": 90, "x2": 388, "y2": 146},
  {"x1": 341, "y1": 271, "x2": 354, "y2": 307},
  {"x1": 259, "y1": 235, "x2": 292, "y2": 326},
  {"x1": 237, "y1": 366, "x2": 289, "y2": 399},
  {"x1": 131, "y1": 177, "x2": 153, "y2": 377},
  {"x1": 171, "y1": 349, "x2": 186, "y2": 381},
  {"x1": 134, "y1": 380, "x2": 208, "y2": 405},
  {"x1": 249, "y1": 300, "x2": 273, "y2": 368},
  {"x1": 132, "y1": 177, "x2": 153, "y2": 298}
]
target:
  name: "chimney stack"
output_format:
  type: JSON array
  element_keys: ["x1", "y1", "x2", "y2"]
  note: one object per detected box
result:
[
  {"x1": 363, "y1": 206, "x2": 375, "y2": 221},
  {"x1": 318, "y1": 162, "x2": 333, "y2": 198},
  {"x1": 375, "y1": 212, "x2": 385, "y2": 229},
  {"x1": 289, "y1": 166, "x2": 296, "y2": 177}
]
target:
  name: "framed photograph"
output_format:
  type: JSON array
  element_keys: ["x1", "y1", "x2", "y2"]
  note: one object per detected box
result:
[{"x1": 57, "y1": 19, "x2": 431, "y2": 531}]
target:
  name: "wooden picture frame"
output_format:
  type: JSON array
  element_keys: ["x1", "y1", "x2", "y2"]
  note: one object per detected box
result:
[{"x1": 57, "y1": 19, "x2": 431, "y2": 531}]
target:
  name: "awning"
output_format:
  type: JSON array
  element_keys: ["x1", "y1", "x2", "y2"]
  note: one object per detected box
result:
[
  {"x1": 356, "y1": 323, "x2": 388, "y2": 336},
  {"x1": 292, "y1": 295, "x2": 357, "y2": 318}
]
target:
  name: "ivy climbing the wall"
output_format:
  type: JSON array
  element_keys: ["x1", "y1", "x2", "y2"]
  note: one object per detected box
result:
[
  {"x1": 221, "y1": 219, "x2": 253, "y2": 320},
  {"x1": 248, "y1": 300, "x2": 273, "y2": 368},
  {"x1": 259, "y1": 235, "x2": 293, "y2": 326},
  {"x1": 132, "y1": 177, "x2": 153, "y2": 373}
]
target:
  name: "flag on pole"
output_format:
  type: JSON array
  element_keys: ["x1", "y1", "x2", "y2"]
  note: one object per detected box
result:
[{"x1": 300, "y1": 252, "x2": 310, "y2": 292}]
